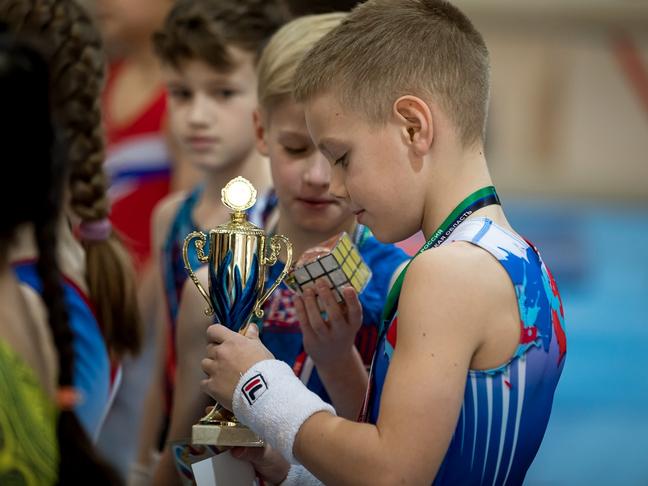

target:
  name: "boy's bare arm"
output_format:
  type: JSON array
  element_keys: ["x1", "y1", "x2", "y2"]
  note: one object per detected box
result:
[
  {"x1": 291, "y1": 246, "x2": 488, "y2": 484},
  {"x1": 132, "y1": 193, "x2": 187, "y2": 475},
  {"x1": 311, "y1": 346, "x2": 367, "y2": 420},
  {"x1": 296, "y1": 282, "x2": 368, "y2": 420},
  {"x1": 152, "y1": 268, "x2": 213, "y2": 485}
]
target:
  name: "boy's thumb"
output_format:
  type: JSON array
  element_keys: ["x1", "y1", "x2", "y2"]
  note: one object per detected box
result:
[{"x1": 244, "y1": 323, "x2": 259, "y2": 339}]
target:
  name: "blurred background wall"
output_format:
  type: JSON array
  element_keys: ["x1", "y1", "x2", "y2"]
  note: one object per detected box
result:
[
  {"x1": 453, "y1": 1, "x2": 648, "y2": 483},
  {"x1": 464, "y1": 0, "x2": 648, "y2": 201}
]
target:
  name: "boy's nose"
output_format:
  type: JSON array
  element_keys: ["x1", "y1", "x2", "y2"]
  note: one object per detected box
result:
[
  {"x1": 188, "y1": 95, "x2": 210, "y2": 125},
  {"x1": 303, "y1": 154, "x2": 330, "y2": 188}
]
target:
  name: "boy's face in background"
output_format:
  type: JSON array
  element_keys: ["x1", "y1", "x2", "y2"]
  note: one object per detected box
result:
[
  {"x1": 304, "y1": 93, "x2": 425, "y2": 243},
  {"x1": 163, "y1": 48, "x2": 258, "y2": 173},
  {"x1": 257, "y1": 99, "x2": 352, "y2": 235}
]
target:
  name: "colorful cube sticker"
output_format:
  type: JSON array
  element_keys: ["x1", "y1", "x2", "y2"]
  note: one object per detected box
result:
[{"x1": 286, "y1": 232, "x2": 372, "y2": 303}]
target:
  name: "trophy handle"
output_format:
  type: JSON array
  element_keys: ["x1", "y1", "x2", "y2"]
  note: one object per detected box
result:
[
  {"x1": 253, "y1": 234, "x2": 293, "y2": 318},
  {"x1": 182, "y1": 231, "x2": 214, "y2": 316}
]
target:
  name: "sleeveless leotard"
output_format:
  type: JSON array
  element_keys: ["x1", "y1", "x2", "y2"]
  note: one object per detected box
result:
[
  {"x1": 0, "y1": 340, "x2": 58, "y2": 485},
  {"x1": 13, "y1": 262, "x2": 111, "y2": 440},
  {"x1": 368, "y1": 218, "x2": 567, "y2": 485},
  {"x1": 103, "y1": 61, "x2": 172, "y2": 268}
]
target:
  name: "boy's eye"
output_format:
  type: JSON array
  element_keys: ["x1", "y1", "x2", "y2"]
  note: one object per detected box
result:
[
  {"x1": 283, "y1": 146, "x2": 308, "y2": 155},
  {"x1": 334, "y1": 153, "x2": 349, "y2": 167},
  {"x1": 210, "y1": 88, "x2": 236, "y2": 99},
  {"x1": 168, "y1": 87, "x2": 192, "y2": 101}
]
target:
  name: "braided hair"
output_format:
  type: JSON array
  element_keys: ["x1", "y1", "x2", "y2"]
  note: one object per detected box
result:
[
  {"x1": 0, "y1": 35, "x2": 121, "y2": 484},
  {"x1": 0, "y1": 0, "x2": 141, "y2": 358}
]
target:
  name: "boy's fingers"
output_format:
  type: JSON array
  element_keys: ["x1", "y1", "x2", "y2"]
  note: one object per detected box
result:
[
  {"x1": 342, "y1": 286, "x2": 362, "y2": 326},
  {"x1": 294, "y1": 295, "x2": 307, "y2": 324},
  {"x1": 295, "y1": 296, "x2": 317, "y2": 341},
  {"x1": 206, "y1": 324, "x2": 231, "y2": 344},
  {"x1": 244, "y1": 323, "x2": 259, "y2": 339},
  {"x1": 302, "y1": 288, "x2": 328, "y2": 337},
  {"x1": 201, "y1": 357, "x2": 215, "y2": 374},
  {"x1": 316, "y1": 280, "x2": 345, "y2": 326},
  {"x1": 231, "y1": 447, "x2": 263, "y2": 461}
]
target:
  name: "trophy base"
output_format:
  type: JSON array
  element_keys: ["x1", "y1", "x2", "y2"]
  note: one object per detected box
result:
[{"x1": 192, "y1": 421, "x2": 264, "y2": 447}]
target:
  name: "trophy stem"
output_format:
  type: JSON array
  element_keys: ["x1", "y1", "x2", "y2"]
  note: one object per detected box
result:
[
  {"x1": 192, "y1": 401, "x2": 265, "y2": 446},
  {"x1": 199, "y1": 402, "x2": 237, "y2": 426}
]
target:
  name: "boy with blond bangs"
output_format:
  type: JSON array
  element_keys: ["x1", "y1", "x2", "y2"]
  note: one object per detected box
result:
[
  {"x1": 131, "y1": 0, "x2": 289, "y2": 481},
  {"x1": 153, "y1": 12, "x2": 410, "y2": 484},
  {"x1": 201, "y1": 0, "x2": 568, "y2": 484}
]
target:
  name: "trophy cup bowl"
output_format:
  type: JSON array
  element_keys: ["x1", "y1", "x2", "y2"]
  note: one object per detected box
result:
[{"x1": 183, "y1": 177, "x2": 292, "y2": 446}]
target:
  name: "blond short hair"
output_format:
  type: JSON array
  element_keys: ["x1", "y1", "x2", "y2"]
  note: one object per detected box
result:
[
  {"x1": 294, "y1": 0, "x2": 490, "y2": 146},
  {"x1": 257, "y1": 12, "x2": 347, "y2": 112}
]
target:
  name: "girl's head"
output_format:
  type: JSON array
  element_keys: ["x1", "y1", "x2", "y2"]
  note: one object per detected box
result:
[
  {"x1": 0, "y1": 36, "x2": 120, "y2": 484},
  {"x1": 255, "y1": 13, "x2": 351, "y2": 235},
  {"x1": 0, "y1": 37, "x2": 59, "y2": 250},
  {"x1": 0, "y1": 0, "x2": 141, "y2": 357}
]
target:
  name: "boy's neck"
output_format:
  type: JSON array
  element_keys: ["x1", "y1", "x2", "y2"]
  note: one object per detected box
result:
[
  {"x1": 420, "y1": 144, "x2": 506, "y2": 239},
  {"x1": 194, "y1": 149, "x2": 271, "y2": 229},
  {"x1": 275, "y1": 216, "x2": 357, "y2": 262}
]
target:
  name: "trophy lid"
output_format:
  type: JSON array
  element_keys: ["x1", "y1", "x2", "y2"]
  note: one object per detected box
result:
[
  {"x1": 222, "y1": 177, "x2": 257, "y2": 212},
  {"x1": 215, "y1": 176, "x2": 264, "y2": 235}
]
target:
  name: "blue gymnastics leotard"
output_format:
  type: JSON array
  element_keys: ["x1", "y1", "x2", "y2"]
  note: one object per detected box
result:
[{"x1": 367, "y1": 218, "x2": 567, "y2": 485}]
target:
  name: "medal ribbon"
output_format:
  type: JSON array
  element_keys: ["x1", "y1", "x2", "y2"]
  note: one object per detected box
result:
[
  {"x1": 359, "y1": 186, "x2": 500, "y2": 422},
  {"x1": 379, "y1": 186, "x2": 500, "y2": 333}
]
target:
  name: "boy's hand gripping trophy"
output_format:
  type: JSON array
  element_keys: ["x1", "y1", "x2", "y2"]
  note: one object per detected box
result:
[{"x1": 182, "y1": 177, "x2": 292, "y2": 446}]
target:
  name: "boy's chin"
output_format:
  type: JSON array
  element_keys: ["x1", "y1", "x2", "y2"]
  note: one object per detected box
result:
[
  {"x1": 189, "y1": 154, "x2": 234, "y2": 172},
  {"x1": 296, "y1": 217, "x2": 345, "y2": 235},
  {"x1": 368, "y1": 222, "x2": 417, "y2": 244}
]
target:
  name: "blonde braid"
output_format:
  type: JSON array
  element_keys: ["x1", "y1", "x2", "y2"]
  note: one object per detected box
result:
[{"x1": 1, "y1": 0, "x2": 142, "y2": 357}]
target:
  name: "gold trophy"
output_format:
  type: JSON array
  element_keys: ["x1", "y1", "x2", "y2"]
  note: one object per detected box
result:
[{"x1": 183, "y1": 177, "x2": 292, "y2": 446}]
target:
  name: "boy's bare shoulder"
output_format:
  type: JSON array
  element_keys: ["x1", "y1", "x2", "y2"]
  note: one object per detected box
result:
[
  {"x1": 400, "y1": 242, "x2": 511, "y2": 336},
  {"x1": 404, "y1": 241, "x2": 494, "y2": 286},
  {"x1": 151, "y1": 190, "x2": 188, "y2": 250}
]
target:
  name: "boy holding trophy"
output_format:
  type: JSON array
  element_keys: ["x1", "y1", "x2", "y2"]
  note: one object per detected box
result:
[{"x1": 202, "y1": 0, "x2": 568, "y2": 484}]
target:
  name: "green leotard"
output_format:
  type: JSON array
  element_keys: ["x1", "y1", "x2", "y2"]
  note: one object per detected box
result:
[{"x1": 0, "y1": 340, "x2": 58, "y2": 485}]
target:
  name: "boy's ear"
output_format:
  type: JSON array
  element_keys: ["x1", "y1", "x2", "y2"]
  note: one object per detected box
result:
[
  {"x1": 253, "y1": 108, "x2": 269, "y2": 156},
  {"x1": 393, "y1": 96, "x2": 433, "y2": 156}
]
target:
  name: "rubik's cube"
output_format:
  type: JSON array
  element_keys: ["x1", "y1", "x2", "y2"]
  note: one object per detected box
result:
[{"x1": 287, "y1": 232, "x2": 372, "y2": 303}]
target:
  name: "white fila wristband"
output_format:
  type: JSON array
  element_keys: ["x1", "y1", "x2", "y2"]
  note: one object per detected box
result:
[
  {"x1": 232, "y1": 359, "x2": 335, "y2": 464},
  {"x1": 280, "y1": 465, "x2": 323, "y2": 486}
]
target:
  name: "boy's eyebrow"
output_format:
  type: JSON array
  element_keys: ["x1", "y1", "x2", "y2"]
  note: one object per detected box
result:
[{"x1": 205, "y1": 77, "x2": 240, "y2": 86}]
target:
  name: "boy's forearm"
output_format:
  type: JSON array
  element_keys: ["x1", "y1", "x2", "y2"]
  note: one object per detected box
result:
[
  {"x1": 151, "y1": 448, "x2": 183, "y2": 486},
  {"x1": 293, "y1": 412, "x2": 395, "y2": 486},
  {"x1": 315, "y1": 347, "x2": 367, "y2": 420}
]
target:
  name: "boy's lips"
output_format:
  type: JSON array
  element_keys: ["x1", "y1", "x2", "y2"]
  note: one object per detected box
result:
[
  {"x1": 296, "y1": 197, "x2": 337, "y2": 209},
  {"x1": 186, "y1": 136, "x2": 218, "y2": 151}
]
